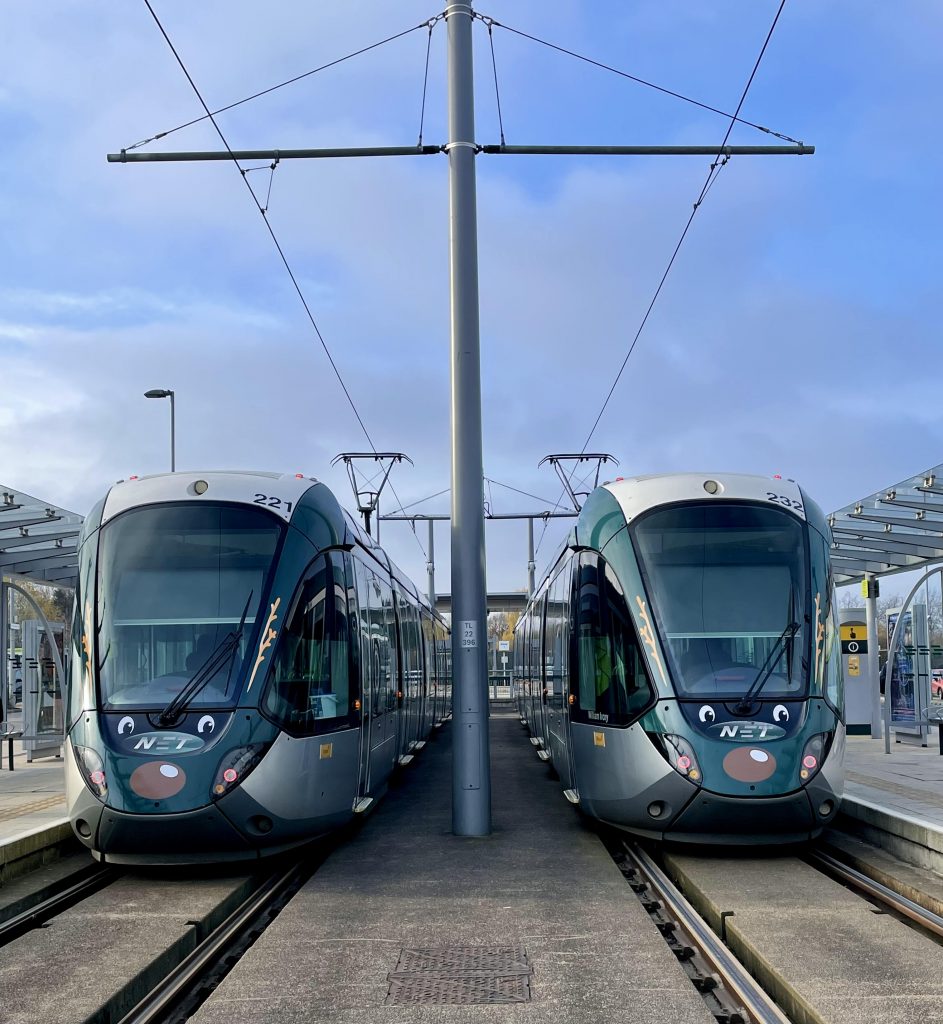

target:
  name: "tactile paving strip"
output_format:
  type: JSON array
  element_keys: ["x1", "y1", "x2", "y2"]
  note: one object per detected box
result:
[{"x1": 386, "y1": 945, "x2": 533, "y2": 1005}]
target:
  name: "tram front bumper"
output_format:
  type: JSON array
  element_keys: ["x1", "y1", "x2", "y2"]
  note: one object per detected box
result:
[
  {"x1": 91, "y1": 803, "x2": 256, "y2": 865},
  {"x1": 665, "y1": 787, "x2": 836, "y2": 845}
]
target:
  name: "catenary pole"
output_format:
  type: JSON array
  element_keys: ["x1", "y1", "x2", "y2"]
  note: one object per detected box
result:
[{"x1": 447, "y1": 1, "x2": 491, "y2": 835}]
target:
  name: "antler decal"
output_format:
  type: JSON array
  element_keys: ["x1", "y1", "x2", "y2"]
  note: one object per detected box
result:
[
  {"x1": 247, "y1": 598, "x2": 281, "y2": 691},
  {"x1": 635, "y1": 595, "x2": 667, "y2": 685}
]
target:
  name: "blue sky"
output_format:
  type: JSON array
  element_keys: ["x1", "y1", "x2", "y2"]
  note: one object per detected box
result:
[{"x1": 1, "y1": 1, "x2": 941, "y2": 593}]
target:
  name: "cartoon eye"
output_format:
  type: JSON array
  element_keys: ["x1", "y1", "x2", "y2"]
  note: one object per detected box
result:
[
  {"x1": 118, "y1": 716, "x2": 135, "y2": 735},
  {"x1": 698, "y1": 705, "x2": 716, "y2": 723},
  {"x1": 773, "y1": 704, "x2": 789, "y2": 723},
  {"x1": 197, "y1": 715, "x2": 215, "y2": 734}
]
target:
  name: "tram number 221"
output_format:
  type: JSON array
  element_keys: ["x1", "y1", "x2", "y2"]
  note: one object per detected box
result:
[
  {"x1": 766, "y1": 491, "x2": 804, "y2": 514},
  {"x1": 253, "y1": 493, "x2": 294, "y2": 514}
]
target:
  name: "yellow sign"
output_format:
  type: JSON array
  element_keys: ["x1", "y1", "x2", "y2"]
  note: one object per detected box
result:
[
  {"x1": 593, "y1": 731, "x2": 606, "y2": 748},
  {"x1": 848, "y1": 655, "x2": 860, "y2": 677},
  {"x1": 319, "y1": 742, "x2": 333, "y2": 759},
  {"x1": 840, "y1": 624, "x2": 866, "y2": 642}
]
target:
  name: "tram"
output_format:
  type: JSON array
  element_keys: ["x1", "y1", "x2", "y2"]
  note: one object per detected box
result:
[
  {"x1": 66, "y1": 471, "x2": 451, "y2": 864},
  {"x1": 514, "y1": 472, "x2": 844, "y2": 844}
]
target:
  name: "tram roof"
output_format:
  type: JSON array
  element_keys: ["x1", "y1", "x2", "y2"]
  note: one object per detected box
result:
[
  {"x1": 829, "y1": 462, "x2": 943, "y2": 585},
  {"x1": 0, "y1": 484, "x2": 84, "y2": 588}
]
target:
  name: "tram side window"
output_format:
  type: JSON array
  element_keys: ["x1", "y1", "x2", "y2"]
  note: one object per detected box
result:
[
  {"x1": 264, "y1": 553, "x2": 356, "y2": 735},
  {"x1": 572, "y1": 554, "x2": 653, "y2": 726}
]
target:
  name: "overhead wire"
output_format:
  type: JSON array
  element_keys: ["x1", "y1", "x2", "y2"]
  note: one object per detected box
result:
[
  {"x1": 125, "y1": 17, "x2": 439, "y2": 151},
  {"x1": 484, "y1": 18, "x2": 507, "y2": 146},
  {"x1": 484, "y1": 478, "x2": 563, "y2": 509},
  {"x1": 533, "y1": 0, "x2": 791, "y2": 558},
  {"x1": 140, "y1": 1, "x2": 431, "y2": 562},
  {"x1": 480, "y1": 14, "x2": 800, "y2": 144},
  {"x1": 417, "y1": 18, "x2": 436, "y2": 146}
]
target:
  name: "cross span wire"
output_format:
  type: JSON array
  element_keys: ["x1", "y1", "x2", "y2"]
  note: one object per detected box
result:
[
  {"x1": 534, "y1": 0, "x2": 792, "y2": 559},
  {"x1": 140, "y1": 1, "x2": 430, "y2": 562}
]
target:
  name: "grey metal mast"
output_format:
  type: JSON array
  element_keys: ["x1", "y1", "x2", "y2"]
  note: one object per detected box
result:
[
  {"x1": 446, "y1": 1, "x2": 490, "y2": 835},
  {"x1": 109, "y1": 6, "x2": 815, "y2": 841}
]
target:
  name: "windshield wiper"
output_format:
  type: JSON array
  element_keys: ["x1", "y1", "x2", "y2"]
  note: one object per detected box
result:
[
  {"x1": 735, "y1": 620, "x2": 800, "y2": 714},
  {"x1": 157, "y1": 591, "x2": 253, "y2": 726}
]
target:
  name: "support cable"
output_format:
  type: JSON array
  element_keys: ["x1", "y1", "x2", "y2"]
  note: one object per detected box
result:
[
  {"x1": 142, "y1": 2, "x2": 433, "y2": 566},
  {"x1": 417, "y1": 19, "x2": 436, "y2": 146},
  {"x1": 141, "y1": 1, "x2": 377, "y2": 453},
  {"x1": 484, "y1": 478, "x2": 562, "y2": 508},
  {"x1": 535, "y1": 0, "x2": 790, "y2": 558},
  {"x1": 480, "y1": 14, "x2": 800, "y2": 144},
  {"x1": 395, "y1": 487, "x2": 451, "y2": 513},
  {"x1": 484, "y1": 20, "x2": 507, "y2": 146},
  {"x1": 125, "y1": 17, "x2": 439, "y2": 151}
]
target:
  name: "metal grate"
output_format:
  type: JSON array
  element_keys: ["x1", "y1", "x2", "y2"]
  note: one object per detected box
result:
[{"x1": 386, "y1": 945, "x2": 533, "y2": 1005}]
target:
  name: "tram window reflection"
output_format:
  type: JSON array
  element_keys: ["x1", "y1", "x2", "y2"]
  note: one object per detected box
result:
[{"x1": 632, "y1": 503, "x2": 809, "y2": 700}]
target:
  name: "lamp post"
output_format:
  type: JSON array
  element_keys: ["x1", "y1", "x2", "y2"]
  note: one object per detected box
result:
[{"x1": 144, "y1": 388, "x2": 175, "y2": 471}]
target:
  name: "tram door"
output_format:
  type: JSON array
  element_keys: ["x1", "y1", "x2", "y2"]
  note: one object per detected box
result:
[
  {"x1": 540, "y1": 577, "x2": 569, "y2": 782},
  {"x1": 353, "y1": 557, "x2": 374, "y2": 800}
]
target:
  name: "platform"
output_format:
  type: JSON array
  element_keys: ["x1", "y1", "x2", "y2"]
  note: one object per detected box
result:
[
  {"x1": 0, "y1": 737, "x2": 66, "y2": 843},
  {"x1": 190, "y1": 711, "x2": 717, "y2": 1023}
]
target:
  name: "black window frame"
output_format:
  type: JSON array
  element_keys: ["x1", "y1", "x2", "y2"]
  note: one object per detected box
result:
[
  {"x1": 261, "y1": 550, "x2": 360, "y2": 737},
  {"x1": 568, "y1": 551, "x2": 656, "y2": 728}
]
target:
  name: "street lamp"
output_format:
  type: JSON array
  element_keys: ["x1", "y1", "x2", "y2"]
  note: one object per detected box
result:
[{"x1": 144, "y1": 389, "x2": 175, "y2": 472}]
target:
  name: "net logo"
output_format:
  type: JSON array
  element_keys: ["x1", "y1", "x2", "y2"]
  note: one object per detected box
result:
[
  {"x1": 709, "y1": 722, "x2": 785, "y2": 742},
  {"x1": 128, "y1": 733, "x2": 205, "y2": 754}
]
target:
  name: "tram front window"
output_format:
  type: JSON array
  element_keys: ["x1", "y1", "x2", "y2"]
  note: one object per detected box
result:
[
  {"x1": 97, "y1": 504, "x2": 282, "y2": 709},
  {"x1": 632, "y1": 503, "x2": 809, "y2": 699}
]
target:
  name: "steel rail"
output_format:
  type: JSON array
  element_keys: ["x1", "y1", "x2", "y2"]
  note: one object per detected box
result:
[
  {"x1": 116, "y1": 861, "x2": 308, "y2": 1024},
  {"x1": 0, "y1": 866, "x2": 117, "y2": 947},
  {"x1": 624, "y1": 843, "x2": 792, "y2": 1024},
  {"x1": 808, "y1": 848, "x2": 943, "y2": 940}
]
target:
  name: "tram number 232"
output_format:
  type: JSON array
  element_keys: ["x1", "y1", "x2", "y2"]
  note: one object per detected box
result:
[
  {"x1": 766, "y1": 491, "x2": 804, "y2": 513},
  {"x1": 253, "y1": 493, "x2": 294, "y2": 514}
]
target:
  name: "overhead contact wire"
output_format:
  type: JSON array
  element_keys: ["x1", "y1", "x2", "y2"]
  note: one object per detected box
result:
[
  {"x1": 536, "y1": 0, "x2": 791, "y2": 556},
  {"x1": 126, "y1": 18, "x2": 438, "y2": 151},
  {"x1": 482, "y1": 15, "x2": 800, "y2": 144},
  {"x1": 581, "y1": 0, "x2": 789, "y2": 454},
  {"x1": 142, "y1": 0, "x2": 376, "y2": 452}
]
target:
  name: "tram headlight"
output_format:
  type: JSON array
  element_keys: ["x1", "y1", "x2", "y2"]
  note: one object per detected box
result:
[
  {"x1": 660, "y1": 734, "x2": 702, "y2": 785},
  {"x1": 799, "y1": 733, "x2": 829, "y2": 783},
  {"x1": 211, "y1": 743, "x2": 269, "y2": 799},
  {"x1": 72, "y1": 744, "x2": 108, "y2": 801}
]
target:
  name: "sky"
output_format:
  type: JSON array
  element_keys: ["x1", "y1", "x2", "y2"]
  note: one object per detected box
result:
[{"x1": 2, "y1": 1, "x2": 942, "y2": 597}]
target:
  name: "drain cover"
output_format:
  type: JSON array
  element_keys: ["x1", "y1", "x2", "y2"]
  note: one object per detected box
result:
[{"x1": 386, "y1": 945, "x2": 533, "y2": 1005}]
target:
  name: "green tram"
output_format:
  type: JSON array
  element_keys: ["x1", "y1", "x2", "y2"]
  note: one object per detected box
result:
[
  {"x1": 514, "y1": 472, "x2": 844, "y2": 844},
  {"x1": 66, "y1": 471, "x2": 450, "y2": 864}
]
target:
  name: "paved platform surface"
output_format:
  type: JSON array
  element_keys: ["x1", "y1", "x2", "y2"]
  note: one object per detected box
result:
[
  {"x1": 844, "y1": 733, "x2": 943, "y2": 830},
  {"x1": 191, "y1": 711, "x2": 717, "y2": 1024},
  {"x1": 0, "y1": 733, "x2": 66, "y2": 842}
]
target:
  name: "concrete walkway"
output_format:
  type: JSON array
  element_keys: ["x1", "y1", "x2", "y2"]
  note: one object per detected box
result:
[
  {"x1": 191, "y1": 712, "x2": 717, "y2": 1024},
  {"x1": 844, "y1": 733, "x2": 943, "y2": 828}
]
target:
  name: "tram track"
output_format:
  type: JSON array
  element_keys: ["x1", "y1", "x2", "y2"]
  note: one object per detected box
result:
[
  {"x1": 116, "y1": 859, "x2": 312, "y2": 1024},
  {"x1": 805, "y1": 845, "x2": 943, "y2": 943},
  {"x1": 0, "y1": 862, "x2": 117, "y2": 947},
  {"x1": 0, "y1": 845, "x2": 328, "y2": 1024},
  {"x1": 612, "y1": 838, "x2": 791, "y2": 1024}
]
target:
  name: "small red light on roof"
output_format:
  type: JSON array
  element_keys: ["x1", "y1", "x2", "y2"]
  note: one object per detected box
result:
[
  {"x1": 615, "y1": 476, "x2": 624, "y2": 482},
  {"x1": 295, "y1": 473, "x2": 304, "y2": 478},
  {"x1": 129, "y1": 475, "x2": 139, "y2": 480},
  {"x1": 773, "y1": 474, "x2": 782, "y2": 480}
]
